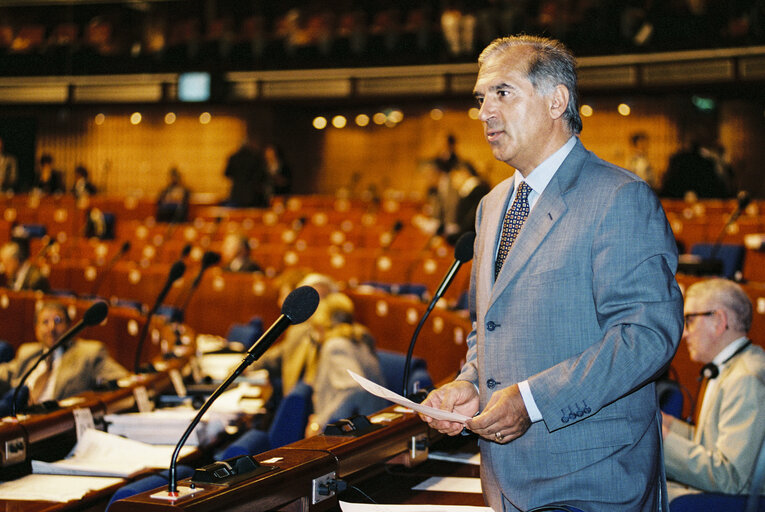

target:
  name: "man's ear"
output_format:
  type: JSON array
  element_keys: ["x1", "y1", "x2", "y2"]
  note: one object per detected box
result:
[{"x1": 549, "y1": 84, "x2": 569, "y2": 120}]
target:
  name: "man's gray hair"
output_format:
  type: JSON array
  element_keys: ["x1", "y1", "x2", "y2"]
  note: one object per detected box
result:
[
  {"x1": 685, "y1": 278, "x2": 752, "y2": 332},
  {"x1": 478, "y1": 35, "x2": 582, "y2": 135}
]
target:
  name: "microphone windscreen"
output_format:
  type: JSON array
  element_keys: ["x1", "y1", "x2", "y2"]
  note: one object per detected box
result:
[
  {"x1": 83, "y1": 301, "x2": 109, "y2": 326},
  {"x1": 121, "y1": 241, "x2": 131, "y2": 253},
  {"x1": 169, "y1": 260, "x2": 187, "y2": 281},
  {"x1": 281, "y1": 285, "x2": 320, "y2": 324},
  {"x1": 201, "y1": 251, "x2": 221, "y2": 268},
  {"x1": 180, "y1": 244, "x2": 192, "y2": 258},
  {"x1": 392, "y1": 220, "x2": 404, "y2": 232},
  {"x1": 454, "y1": 231, "x2": 476, "y2": 262}
]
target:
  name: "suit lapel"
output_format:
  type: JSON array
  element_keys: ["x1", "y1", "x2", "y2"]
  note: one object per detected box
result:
[{"x1": 488, "y1": 140, "x2": 587, "y2": 309}]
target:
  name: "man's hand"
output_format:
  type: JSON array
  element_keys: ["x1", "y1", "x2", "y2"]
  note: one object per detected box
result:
[
  {"x1": 419, "y1": 380, "x2": 479, "y2": 436},
  {"x1": 467, "y1": 384, "x2": 530, "y2": 444}
]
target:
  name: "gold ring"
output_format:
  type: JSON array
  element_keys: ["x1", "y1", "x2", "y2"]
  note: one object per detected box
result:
[{"x1": 495, "y1": 431, "x2": 503, "y2": 441}]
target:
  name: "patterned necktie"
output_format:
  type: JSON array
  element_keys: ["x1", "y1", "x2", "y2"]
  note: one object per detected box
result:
[{"x1": 495, "y1": 181, "x2": 531, "y2": 279}]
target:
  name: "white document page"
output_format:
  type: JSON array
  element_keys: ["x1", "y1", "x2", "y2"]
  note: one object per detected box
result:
[
  {"x1": 412, "y1": 476, "x2": 483, "y2": 494},
  {"x1": 0, "y1": 474, "x2": 124, "y2": 502},
  {"x1": 428, "y1": 451, "x2": 480, "y2": 465},
  {"x1": 348, "y1": 370, "x2": 470, "y2": 423},
  {"x1": 31, "y1": 428, "x2": 196, "y2": 477},
  {"x1": 339, "y1": 501, "x2": 493, "y2": 512}
]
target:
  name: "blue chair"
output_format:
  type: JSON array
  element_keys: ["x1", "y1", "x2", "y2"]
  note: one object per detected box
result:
[
  {"x1": 105, "y1": 465, "x2": 194, "y2": 511},
  {"x1": 669, "y1": 431, "x2": 765, "y2": 512},
  {"x1": 214, "y1": 381, "x2": 313, "y2": 460},
  {"x1": 0, "y1": 341, "x2": 15, "y2": 363},
  {"x1": 225, "y1": 317, "x2": 263, "y2": 349},
  {"x1": 657, "y1": 379, "x2": 685, "y2": 419},
  {"x1": 0, "y1": 386, "x2": 28, "y2": 417},
  {"x1": 689, "y1": 243, "x2": 746, "y2": 280},
  {"x1": 19, "y1": 224, "x2": 47, "y2": 238},
  {"x1": 377, "y1": 349, "x2": 433, "y2": 396}
]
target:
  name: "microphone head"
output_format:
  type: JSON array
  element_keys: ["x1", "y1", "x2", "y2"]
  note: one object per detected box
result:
[
  {"x1": 454, "y1": 231, "x2": 476, "y2": 263},
  {"x1": 180, "y1": 244, "x2": 192, "y2": 258},
  {"x1": 737, "y1": 190, "x2": 750, "y2": 209},
  {"x1": 392, "y1": 220, "x2": 404, "y2": 232},
  {"x1": 201, "y1": 251, "x2": 221, "y2": 268},
  {"x1": 83, "y1": 301, "x2": 109, "y2": 326},
  {"x1": 120, "y1": 241, "x2": 131, "y2": 253},
  {"x1": 281, "y1": 285, "x2": 320, "y2": 324},
  {"x1": 169, "y1": 260, "x2": 187, "y2": 281}
]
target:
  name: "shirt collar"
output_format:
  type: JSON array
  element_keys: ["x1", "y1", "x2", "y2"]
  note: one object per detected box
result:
[
  {"x1": 712, "y1": 336, "x2": 750, "y2": 368},
  {"x1": 512, "y1": 136, "x2": 577, "y2": 201}
]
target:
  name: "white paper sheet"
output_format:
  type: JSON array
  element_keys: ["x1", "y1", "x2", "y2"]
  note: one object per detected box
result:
[
  {"x1": 428, "y1": 451, "x2": 481, "y2": 465},
  {"x1": 348, "y1": 370, "x2": 470, "y2": 423},
  {"x1": 412, "y1": 476, "x2": 483, "y2": 494},
  {"x1": 0, "y1": 474, "x2": 124, "y2": 502},
  {"x1": 31, "y1": 428, "x2": 196, "y2": 477},
  {"x1": 339, "y1": 500, "x2": 493, "y2": 512}
]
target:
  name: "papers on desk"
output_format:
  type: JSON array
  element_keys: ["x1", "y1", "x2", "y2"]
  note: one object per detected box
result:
[
  {"x1": 412, "y1": 476, "x2": 483, "y2": 494},
  {"x1": 0, "y1": 474, "x2": 124, "y2": 502},
  {"x1": 348, "y1": 370, "x2": 471, "y2": 423},
  {"x1": 428, "y1": 451, "x2": 480, "y2": 466},
  {"x1": 105, "y1": 406, "x2": 226, "y2": 446},
  {"x1": 340, "y1": 501, "x2": 493, "y2": 512},
  {"x1": 31, "y1": 429, "x2": 196, "y2": 478}
]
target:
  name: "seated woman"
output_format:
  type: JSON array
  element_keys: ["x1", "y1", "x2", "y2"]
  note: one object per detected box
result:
[
  {"x1": 0, "y1": 301, "x2": 129, "y2": 406},
  {"x1": 304, "y1": 292, "x2": 388, "y2": 436}
]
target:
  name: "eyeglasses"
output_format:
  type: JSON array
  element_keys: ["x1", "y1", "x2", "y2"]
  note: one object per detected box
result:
[{"x1": 683, "y1": 310, "x2": 716, "y2": 327}]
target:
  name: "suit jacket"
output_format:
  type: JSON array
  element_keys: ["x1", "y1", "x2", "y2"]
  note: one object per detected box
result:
[
  {"x1": 456, "y1": 139, "x2": 684, "y2": 512},
  {"x1": 664, "y1": 343, "x2": 765, "y2": 495},
  {"x1": 0, "y1": 339, "x2": 129, "y2": 402}
]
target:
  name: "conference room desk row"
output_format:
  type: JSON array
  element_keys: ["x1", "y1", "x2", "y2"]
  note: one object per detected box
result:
[
  {"x1": 0, "y1": 355, "x2": 192, "y2": 511},
  {"x1": 110, "y1": 404, "x2": 483, "y2": 512}
]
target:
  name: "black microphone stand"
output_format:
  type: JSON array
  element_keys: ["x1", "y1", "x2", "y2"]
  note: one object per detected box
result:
[{"x1": 402, "y1": 231, "x2": 475, "y2": 399}]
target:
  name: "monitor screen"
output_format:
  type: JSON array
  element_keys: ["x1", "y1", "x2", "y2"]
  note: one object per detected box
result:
[{"x1": 178, "y1": 72, "x2": 211, "y2": 102}]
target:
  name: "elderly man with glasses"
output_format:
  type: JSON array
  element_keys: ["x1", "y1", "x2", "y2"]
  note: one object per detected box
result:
[{"x1": 663, "y1": 278, "x2": 765, "y2": 500}]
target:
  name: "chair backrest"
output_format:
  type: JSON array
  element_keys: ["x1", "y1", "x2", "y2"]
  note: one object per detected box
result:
[
  {"x1": 225, "y1": 323, "x2": 259, "y2": 348},
  {"x1": 690, "y1": 243, "x2": 746, "y2": 280},
  {"x1": 656, "y1": 378, "x2": 684, "y2": 419},
  {"x1": 377, "y1": 349, "x2": 432, "y2": 395},
  {"x1": 268, "y1": 380, "x2": 313, "y2": 449}
]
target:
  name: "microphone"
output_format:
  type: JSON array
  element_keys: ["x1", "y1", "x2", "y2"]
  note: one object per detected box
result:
[
  {"x1": 402, "y1": 231, "x2": 475, "y2": 398},
  {"x1": 12, "y1": 301, "x2": 108, "y2": 416},
  {"x1": 176, "y1": 251, "x2": 221, "y2": 317},
  {"x1": 380, "y1": 220, "x2": 404, "y2": 250},
  {"x1": 711, "y1": 190, "x2": 750, "y2": 259},
  {"x1": 90, "y1": 241, "x2": 131, "y2": 296},
  {"x1": 166, "y1": 285, "x2": 320, "y2": 496},
  {"x1": 180, "y1": 243, "x2": 192, "y2": 260},
  {"x1": 31, "y1": 237, "x2": 56, "y2": 263},
  {"x1": 133, "y1": 260, "x2": 186, "y2": 373}
]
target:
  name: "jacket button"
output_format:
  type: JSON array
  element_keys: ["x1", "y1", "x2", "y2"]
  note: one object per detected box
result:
[
  {"x1": 487, "y1": 378, "x2": 497, "y2": 389},
  {"x1": 561, "y1": 416, "x2": 569, "y2": 423},
  {"x1": 486, "y1": 321, "x2": 496, "y2": 331}
]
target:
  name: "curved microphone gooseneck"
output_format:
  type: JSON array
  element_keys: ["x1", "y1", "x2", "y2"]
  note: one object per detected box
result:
[
  {"x1": 177, "y1": 251, "x2": 221, "y2": 318},
  {"x1": 90, "y1": 241, "x2": 131, "y2": 297},
  {"x1": 133, "y1": 260, "x2": 186, "y2": 373},
  {"x1": 166, "y1": 285, "x2": 320, "y2": 495},
  {"x1": 12, "y1": 301, "x2": 109, "y2": 417},
  {"x1": 402, "y1": 231, "x2": 475, "y2": 398}
]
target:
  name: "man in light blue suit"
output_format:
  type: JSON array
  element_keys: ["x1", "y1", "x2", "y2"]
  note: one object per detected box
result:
[{"x1": 420, "y1": 35, "x2": 684, "y2": 512}]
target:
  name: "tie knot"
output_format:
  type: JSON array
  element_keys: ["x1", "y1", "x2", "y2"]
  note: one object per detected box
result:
[{"x1": 517, "y1": 181, "x2": 531, "y2": 199}]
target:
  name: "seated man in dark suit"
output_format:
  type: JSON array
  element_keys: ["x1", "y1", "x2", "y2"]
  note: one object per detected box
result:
[
  {"x1": 0, "y1": 239, "x2": 50, "y2": 292},
  {"x1": 0, "y1": 301, "x2": 129, "y2": 405},
  {"x1": 220, "y1": 233, "x2": 261, "y2": 272}
]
